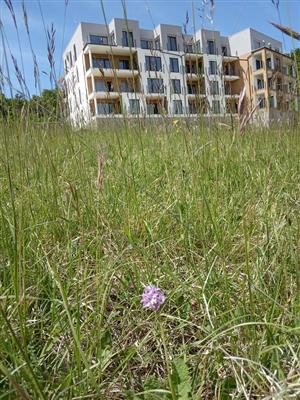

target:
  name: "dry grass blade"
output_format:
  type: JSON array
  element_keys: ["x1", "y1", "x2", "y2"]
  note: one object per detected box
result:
[
  {"x1": 22, "y1": 0, "x2": 41, "y2": 92},
  {"x1": 4, "y1": 0, "x2": 17, "y2": 28},
  {"x1": 11, "y1": 55, "x2": 29, "y2": 97},
  {"x1": 238, "y1": 87, "x2": 246, "y2": 116},
  {"x1": 237, "y1": 86, "x2": 259, "y2": 134},
  {"x1": 270, "y1": 0, "x2": 279, "y2": 9},
  {"x1": 238, "y1": 87, "x2": 247, "y2": 133},
  {"x1": 240, "y1": 103, "x2": 259, "y2": 134},
  {"x1": 96, "y1": 153, "x2": 106, "y2": 189},
  {"x1": 270, "y1": 21, "x2": 300, "y2": 41},
  {"x1": 46, "y1": 23, "x2": 56, "y2": 87}
]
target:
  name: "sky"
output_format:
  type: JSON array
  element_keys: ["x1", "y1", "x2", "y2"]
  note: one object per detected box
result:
[{"x1": 1, "y1": 0, "x2": 300, "y2": 97}]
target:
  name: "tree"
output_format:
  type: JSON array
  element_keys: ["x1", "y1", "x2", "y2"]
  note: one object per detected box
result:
[{"x1": 0, "y1": 88, "x2": 65, "y2": 122}]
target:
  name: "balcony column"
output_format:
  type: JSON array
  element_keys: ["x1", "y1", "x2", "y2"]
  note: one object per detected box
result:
[
  {"x1": 262, "y1": 49, "x2": 270, "y2": 111},
  {"x1": 180, "y1": 55, "x2": 188, "y2": 116},
  {"x1": 94, "y1": 98, "x2": 97, "y2": 116},
  {"x1": 89, "y1": 50, "x2": 93, "y2": 70}
]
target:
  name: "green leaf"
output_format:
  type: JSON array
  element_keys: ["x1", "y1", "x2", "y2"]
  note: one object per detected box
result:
[{"x1": 171, "y1": 358, "x2": 192, "y2": 400}]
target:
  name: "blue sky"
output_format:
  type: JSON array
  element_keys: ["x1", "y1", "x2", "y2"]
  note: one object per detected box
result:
[{"x1": 1, "y1": 0, "x2": 299, "y2": 97}]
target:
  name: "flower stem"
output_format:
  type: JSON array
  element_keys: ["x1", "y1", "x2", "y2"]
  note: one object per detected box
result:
[{"x1": 158, "y1": 319, "x2": 177, "y2": 400}]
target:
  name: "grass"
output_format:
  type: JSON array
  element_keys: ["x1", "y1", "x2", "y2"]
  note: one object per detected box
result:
[{"x1": 0, "y1": 121, "x2": 300, "y2": 399}]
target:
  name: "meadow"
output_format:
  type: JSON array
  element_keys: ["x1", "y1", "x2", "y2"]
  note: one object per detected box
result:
[{"x1": 0, "y1": 121, "x2": 300, "y2": 399}]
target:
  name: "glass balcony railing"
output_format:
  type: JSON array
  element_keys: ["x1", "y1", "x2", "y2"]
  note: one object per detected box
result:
[{"x1": 147, "y1": 85, "x2": 165, "y2": 94}]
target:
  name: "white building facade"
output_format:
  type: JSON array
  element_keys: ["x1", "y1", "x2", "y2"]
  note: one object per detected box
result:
[{"x1": 63, "y1": 19, "x2": 297, "y2": 126}]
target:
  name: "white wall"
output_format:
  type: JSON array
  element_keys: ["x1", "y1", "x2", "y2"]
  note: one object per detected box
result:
[
  {"x1": 229, "y1": 28, "x2": 282, "y2": 57},
  {"x1": 229, "y1": 29, "x2": 252, "y2": 57},
  {"x1": 249, "y1": 28, "x2": 282, "y2": 52}
]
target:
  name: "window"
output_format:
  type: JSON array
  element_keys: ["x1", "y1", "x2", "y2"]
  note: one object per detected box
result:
[
  {"x1": 184, "y1": 43, "x2": 193, "y2": 53},
  {"x1": 256, "y1": 78, "x2": 264, "y2": 90},
  {"x1": 119, "y1": 59, "x2": 130, "y2": 70},
  {"x1": 145, "y1": 56, "x2": 162, "y2": 71},
  {"x1": 187, "y1": 83, "x2": 197, "y2": 94},
  {"x1": 141, "y1": 39, "x2": 153, "y2": 49},
  {"x1": 171, "y1": 79, "x2": 181, "y2": 94},
  {"x1": 170, "y1": 58, "x2": 179, "y2": 73},
  {"x1": 78, "y1": 88, "x2": 81, "y2": 103},
  {"x1": 129, "y1": 99, "x2": 140, "y2": 114},
  {"x1": 269, "y1": 95, "x2": 275, "y2": 108},
  {"x1": 147, "y1": 78, "x2": 164, "y2": 93},
  {"x1": 147, "y1": 103, "x2": 160, "y2": 114},
  {"x1": 210, "y1": 81, "x2": 219, "y2": 95},
  {"x1": 224, "y1": 64, "x2": 236, "y2": 76},
  {"x1": 255, "y1": 59, "x2": 263, "y2": 70},
  {"x1": 266, "y1": 58, "x2": 272, "y2": 69},
  {"x1": 64, "y1": 59, "x2": 68, "y2": 74},
  {"x1": 221, "y1": 46, "x2": 227, "y2": 56},
  {"x1": 173, "y1": 100, "x2": 183, "y2": 114},
  {"x1": 90, "y1": 35, "x2": 108, "y2": 45},
  {"x1": 122, "y1": 31, "x2": 134, "y2": 47},
  {"x1": 120, "y1": 80, "x2": 133, "y2": 92},
  {"x1": 97, "y1": 103, "x2": 114, "y2": 115},
  {"x1": 95, "y1": 80, "x2": 114, "y2": 92},
  {"x1": 92, "y1": 58, "x2": 111, "y2": 69},
  {"x1": 274, "y1": 58, "x2": 281, "y2": 71},
  {"x1": 207, "y1": 40, "x2": 216, "y2": 55},
  {"x1": 189, "y1": 102, "x2": 197, "y2": 114},
  {"x1": 211, "y1": 100, "x2": 221, "y2": 114},
  {"x1": 209, "y1": 60, "x2": 218, "y2": 75},
  {"x1": 68, "y1": 51, "x2": 73, "y2": 67},
  {"x1": 95, "y1": 80, "x2": 106, "y2": 92},
  {"x1": 167, "y1": 36, "x2": 178, "y2": 51},
  {"x1": 76, "y1": 67, "x2": 79, "y2": 82},
  {"x1": 186, "y1": 63, "x2": 198, "y2": 74},
  {"x1": 73, "y1": 44, "x2": 77, "y2": 61}
]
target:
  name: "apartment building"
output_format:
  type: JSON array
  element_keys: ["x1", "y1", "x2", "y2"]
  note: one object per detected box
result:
[{"x1": 63, "y1": 20, "x2": 298, "y2": 126}]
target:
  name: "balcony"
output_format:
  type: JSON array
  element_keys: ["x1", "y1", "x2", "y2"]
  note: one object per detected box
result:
[
  {"x1": 86, "y1": 60, "x2": 139, "y2": 78},
  {"x1": 89, "y1": 91, "x2": 120, "y2": 101},
  {"x1": 83, "y1": 43, "x2": 137, "y2": 56},
  {"x1": 224, "y1": 87, "x2": 240, "y2": 98},
  {"x1": 187, "y1": 84, "x2": 205, "y2": 97},
  {"x1": 121, "y1": 38, "x2": 137, "y2": 48},
  {"x1": 223, "y1": 71, "x2": 240, "y2": 81},
  {"x1": 184, "y1": 42, "x2": 202, "y2": 58},
  {"x1": 222, "y1": 55, "x2": 239, "y2": 62},
  {"x1": 224, "y1": 72, "x2": 240, "y2": 82},
  {"x1": 146, "y1": 84, "x2": 166, "y2": 98},
  {"x1": 185, "y1": 66, "x2": 204, "y2": 81},
  {"x1": 267, "y1": 63, "x2": 296, "y2": 78},
  {"x1": 187, "y1": 93, "x2": 206, "y2": 100}
]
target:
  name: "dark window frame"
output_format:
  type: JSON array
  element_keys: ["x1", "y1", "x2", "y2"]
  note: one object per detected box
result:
[
  {"x1": 170, "y1": 58, "x2": 179, "y2": 73},
  {"x1": 171, "y1": 79, "x2": 181, "y2": 94},
  {"x1": 167, "y1": 36, "x2": 178, "y2": 51},
  {"x1": 145, "y1": 56, "x2": 162, "y2": 71}
]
